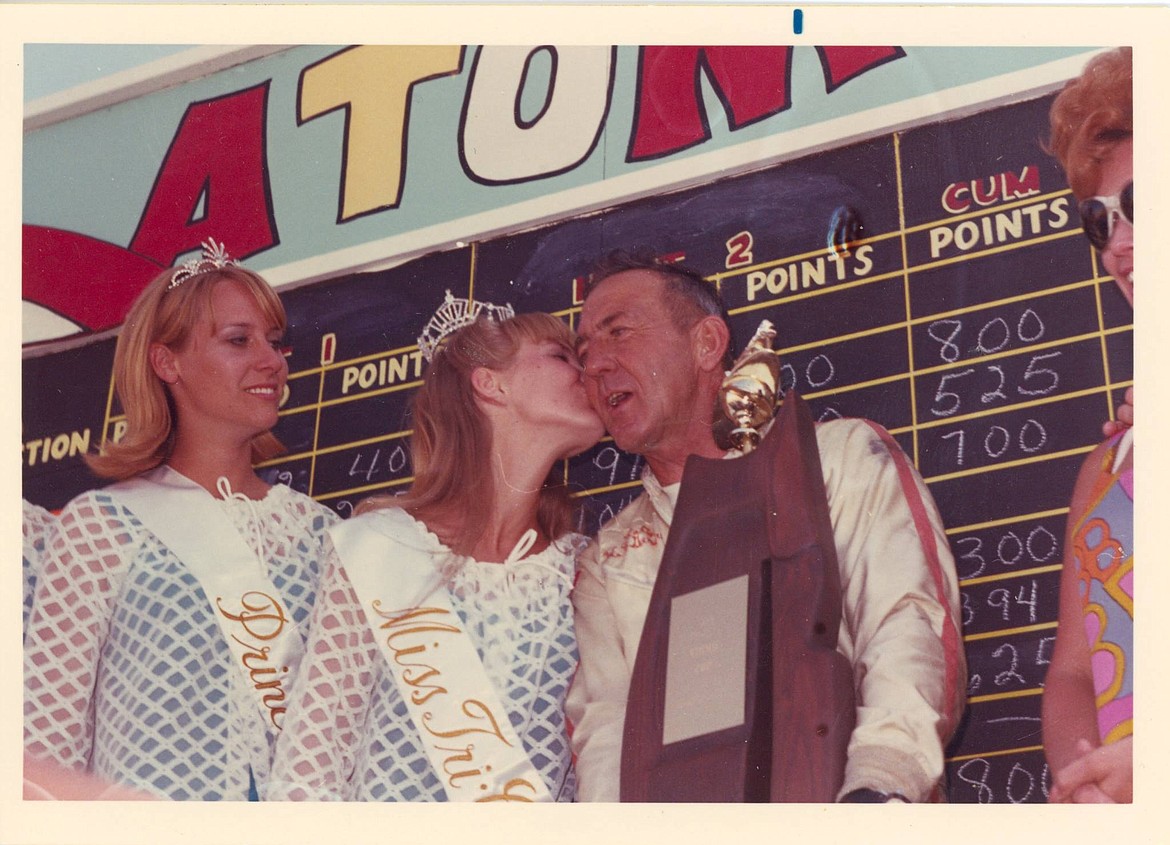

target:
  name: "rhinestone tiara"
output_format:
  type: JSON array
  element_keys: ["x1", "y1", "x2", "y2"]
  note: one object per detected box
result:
[
  {"x1": 417, "y1": 290, "x2": 515, "y2": 361},
  {"x1": 167, "y1": 238, "x2": 238, "y2": 290}
]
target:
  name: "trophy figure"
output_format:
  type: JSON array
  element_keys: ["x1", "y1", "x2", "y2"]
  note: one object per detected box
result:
[{"x1": 719, "y1": 320, "x2": 781, "y2": 454}]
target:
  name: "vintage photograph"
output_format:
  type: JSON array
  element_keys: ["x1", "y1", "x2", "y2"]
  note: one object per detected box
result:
[{"x1": 9, "y1": 4, "x2": 1162, "y2": 843}]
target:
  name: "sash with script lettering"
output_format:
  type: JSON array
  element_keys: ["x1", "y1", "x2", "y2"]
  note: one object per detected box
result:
[
  {"x1": 333, "y1": 509, "x2": 553, "y2": 802},
  {"x1": 109, "y1": 466, "x2": 302, "y2": 735}
]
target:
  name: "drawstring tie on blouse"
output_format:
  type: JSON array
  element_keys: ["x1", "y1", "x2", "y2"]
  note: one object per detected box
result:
[
  {"x1": 424, "y1": 525, "x2": 574, "y2": 604},
  {"x1": 503, "y1": 528, "x2": 572, "y2": 590},
  {"x1": 216, "y1": 476, "x2": 268, "y2": 579},
  {"x1": 504, "y1": 528, "x2": 538, "y2": 565}
]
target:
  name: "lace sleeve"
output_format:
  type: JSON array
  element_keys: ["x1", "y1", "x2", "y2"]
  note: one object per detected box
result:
[
  {"x1": 267, "y1": 539, "x2": 380, "y2": 800},
  {"x1": 23, "y1": 493, "x2": 138, "y2": 768},
  {"x1": 23, "y1": 501, "x2": 54, "y2": 639}
]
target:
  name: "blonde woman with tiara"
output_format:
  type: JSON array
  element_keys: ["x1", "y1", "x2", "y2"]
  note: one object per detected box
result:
[
  {"x1": 268, "y1": 292, "x2": 604, "y2": 801},
  {"x1": 23, "y1": 241, "x2": 337, "y2": 800}
]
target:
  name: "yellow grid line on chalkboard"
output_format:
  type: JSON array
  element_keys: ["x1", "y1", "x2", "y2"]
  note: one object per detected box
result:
[
  {"x1": 289, "y1": 339, "x2": 423, "y2": 374},
  {"x1": 723, "y1": 225, "x2": 1084, "y2": 320},
  {"x1": 306, "y1": 327, "x2": 334, "y2": 493},
  {"x1": 964, "y1": 621, "x2": 1056, "y2": 642},
  {"x1": 100, "y1": 359, "x2": 119, "y2": 450},
  {"x1": 274, "y1": 402, "x2": 318, "y2": 418},
  {"x1": 912, "y1": 328, "x2": 1113, "y2": 378},
  {"x1": 945, "y1": 507, "x2": 1069, "y2": 535},
  {"x1": 1088, "y1": 250, "x2": 1122, "y2": 426},
  {"x1": 923, "y1": 444, "x2": 1094, "y2": 484},
  {"x1": 769, "y1": 319, "x2": 911, "y2": 364},
  {"x1": 315, "y1": 475, "x2": 414, "y2": 502},
  {"x1": 314, "y1": 379, "x2": 425, "y2": 409},
  {"x1": 806, "y1": 375, "x2": 1120, "y2": 414},
  {"x1": 266, "y1": 429, "x2": 623, "y2": 483},
  {"x1": 901, "y1": 187, "x2": 1073, "y2": 234},
  {"x1": 256, "y1": 428, "x2": 414, "y2": 467},
  {"x1": 907, "y1": 276, "x2": 1104, "y2": 325},
  {"x1": 774, "y1": 317, "x2": 909, "y2": 355},
  {"x1": 908, "y1": 383, "x2": 1132, "y2": 431},
  {"x1": 960, "y1": 563, "x2": 1062, "y2": 588},
  {"x1": 946, "y1": 744, "x2": 1044, "y2": 763},
  {"x1": 749, "y1": 278, "x2": 1127, "y2": 363},
  {"x1": 893, "y1": 131, "x2": 921, "y2": 465},
  {"x1": 906, "y1": 228, "x2": 1082, "y2": 277},
  {"x1": 731, "y1": 290, "x2": 1126, "y2": 387},
  {"x1": 467, "y1": 242, "x2": 478, "y2": 305},
  {"x1": 728, "y1": 264, "x2": 909, "y2": 316},
  {"x1": 800, "y1": 374, "x2": 1128, "y2": 426},
  {"x1": 306, "y1": 345, "x2": 329, "y2": 496},
  {"x1": 572, "y1": 479, "x2": 644, "y2": 498},
  {"x1": 802, "y1": 370, "x2": 909, "y2": 398},
  {"x1": 319, "y1": 470, "x2": 621, "y2": 505},
  {"x1": 967, "y1": 688, "x2": 1044, "y2": 705}
]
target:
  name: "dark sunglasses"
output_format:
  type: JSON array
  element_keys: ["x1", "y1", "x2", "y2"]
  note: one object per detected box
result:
[{"x1": 1078, "y1": 180, "x2": 1133, "y2": 251}]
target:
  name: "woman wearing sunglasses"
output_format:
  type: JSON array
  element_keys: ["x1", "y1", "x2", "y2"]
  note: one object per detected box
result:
[{"x1": 1041, "y1": 47, "x2": 1133, "y2": 803}]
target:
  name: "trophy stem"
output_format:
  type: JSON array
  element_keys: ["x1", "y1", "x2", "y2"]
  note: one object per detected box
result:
[{"x1": 720, "y1": 320, "x2": 782, "y2": 454}]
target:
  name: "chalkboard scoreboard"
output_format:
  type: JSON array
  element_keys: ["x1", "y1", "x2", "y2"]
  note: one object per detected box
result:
[{"x1": 21, "y1": 91, "x2": 1132, "y2": 803}]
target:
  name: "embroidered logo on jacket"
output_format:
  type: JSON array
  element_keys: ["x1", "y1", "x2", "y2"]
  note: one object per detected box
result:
[{"x1": 602, "y1": 523, "x2": 665, "y2": 561}]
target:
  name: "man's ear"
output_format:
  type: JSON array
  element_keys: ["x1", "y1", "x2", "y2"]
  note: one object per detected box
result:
[
  {"x1": 470, "y1": 366, "x2": 507, "y2": 406},
  {"x1": 692, "y1": 316, "x2": 731, "y2": 373},
  {"x1": 149, "y1": 343, "x2": 179, "y2": 385}
]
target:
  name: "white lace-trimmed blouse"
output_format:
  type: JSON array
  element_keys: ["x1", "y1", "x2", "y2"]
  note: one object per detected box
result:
[
  {"x1": 267, "y1": 507, "x2": 583, "y2": 802},
  {"x1": 23, "y1": 479, "x2": 337, "y2": 800}
]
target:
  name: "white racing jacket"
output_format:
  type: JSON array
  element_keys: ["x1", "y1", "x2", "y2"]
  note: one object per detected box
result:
[{"x1": 567, "y1": 417, "x2": 966, "y2": 802}]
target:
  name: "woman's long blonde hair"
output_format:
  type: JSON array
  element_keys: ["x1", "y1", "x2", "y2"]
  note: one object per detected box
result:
[
  {"x1": 86, "y1": 264, "x2": 287, "y2": 480},
  {"x1": 1049, "y1": 47, "x2": 1132, "y2": 199},
  {"x1": 357, "y1": 311, "x2": 577, "y2": 555}
]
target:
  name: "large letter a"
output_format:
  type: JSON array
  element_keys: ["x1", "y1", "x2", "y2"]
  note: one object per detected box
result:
[{"x1": 130, "y1": 83, "x2": 278, "y2": 265}]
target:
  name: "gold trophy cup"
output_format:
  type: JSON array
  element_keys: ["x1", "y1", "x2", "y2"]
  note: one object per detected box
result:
[{"x1": 720, "y1": 320, "x2": 782, "y2": 453}]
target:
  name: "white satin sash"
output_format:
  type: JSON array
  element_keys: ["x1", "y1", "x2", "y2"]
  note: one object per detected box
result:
[
  {"x1": 109, "y1": 466, "x2": 301, "y2": 734},
  {"x1": 332, "y1": 509, "x2": 552, "y2": 803}
]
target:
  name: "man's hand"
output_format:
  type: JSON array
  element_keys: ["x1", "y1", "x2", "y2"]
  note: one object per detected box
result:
[
  {"x1": 1102, "y1": 386, "x2": 1134, "y2": 437},
  {"x1": 1049, "y1": 736, "x2": 1132, "y2": 803}
]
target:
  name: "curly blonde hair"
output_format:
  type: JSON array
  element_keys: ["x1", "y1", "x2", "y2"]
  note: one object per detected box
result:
[{"x1": 1048, "y1": 47, "x2": 1132, "y2": 199}]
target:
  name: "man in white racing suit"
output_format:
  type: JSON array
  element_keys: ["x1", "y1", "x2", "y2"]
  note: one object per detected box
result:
[{"x1": 567, "y1": 252, "x2": 966, "y2": 802}]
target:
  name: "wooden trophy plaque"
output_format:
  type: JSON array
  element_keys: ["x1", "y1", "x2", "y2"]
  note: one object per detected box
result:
[{"x1": 619, "y1": 390, "x2": 855, "y2": 802}]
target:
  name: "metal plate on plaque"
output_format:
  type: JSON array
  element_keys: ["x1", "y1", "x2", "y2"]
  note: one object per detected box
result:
[{"x1": 663, "y1": 574, "x2": 748, "y2": 745}]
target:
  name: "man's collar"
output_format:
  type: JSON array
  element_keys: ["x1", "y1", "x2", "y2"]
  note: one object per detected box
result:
[
  {"x1": 640, "y1": 417, "x2": 781, "y2": 523},
  {"x1": 640, "y1": 463, "x2": 679, "y2": 527}
]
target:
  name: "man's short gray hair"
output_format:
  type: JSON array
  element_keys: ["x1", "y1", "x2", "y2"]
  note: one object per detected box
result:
[{"x1": 585, "y1": 249, "x2": 735, "y2": 369}]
